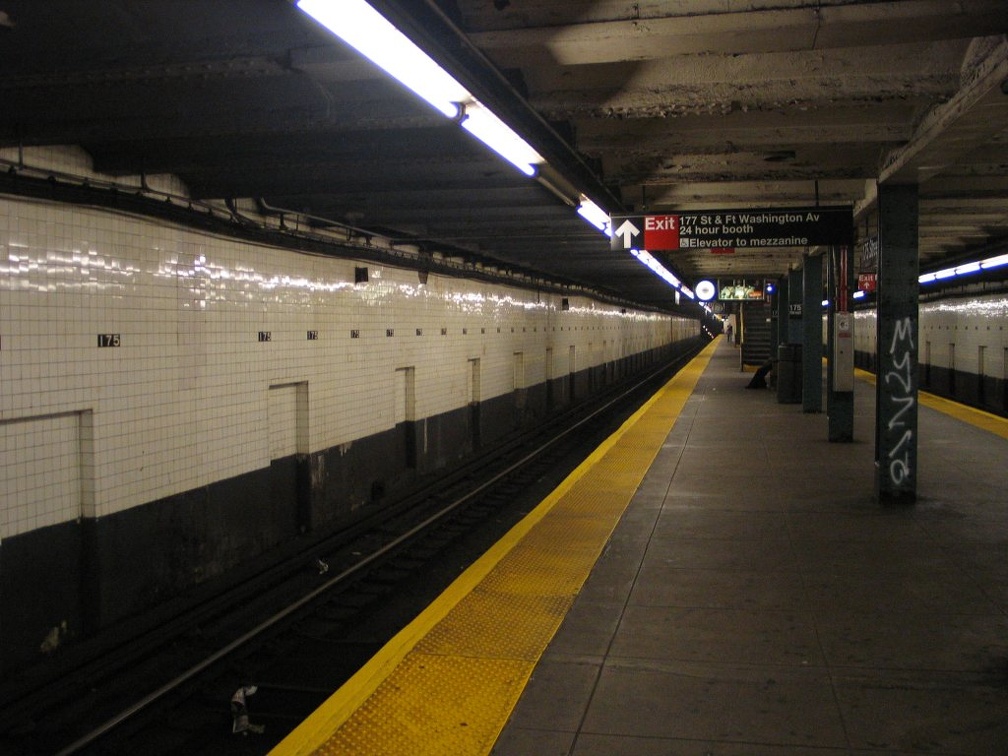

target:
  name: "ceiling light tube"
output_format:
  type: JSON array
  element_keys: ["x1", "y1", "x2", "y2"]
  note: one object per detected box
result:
[
  {"x1": 461, "y1": 102, "x2": 543, "y2": 177},
  {"x1": 576, "y1": 197, "x2": 610, "y2": 235},
  {"x1": 920, "y1": 251, "x2": 1008, "y2": 284},
  {"x1": 297, "y1": 0, "x2": 468, "y2": 118},
  {"x1": 630, "y1": 248, "x2": 682, "y2": 289},
  {"x1": 955, "y1": 261, "x2": 981, "y2": 275},
  {"x1": 853, "y1": 290, "x2": 866, "y2": 299},
  {"x1": 980, "y1": 253, "x2": 1008, "y2": 269}
]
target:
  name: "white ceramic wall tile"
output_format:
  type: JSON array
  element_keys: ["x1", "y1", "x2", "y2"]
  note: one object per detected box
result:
[
  {"x1": 0, "y1": 412, "x2": 81, "y2": 539},
  {"x1": 854, "y1": 309, "x2": 878, "y2": 356},
  {"x1": 268, "y1": 383, "x2": 300, "y2": 460},
  {"x1": 855, "y1": 295, "x2": 1008, "y2": 375},
  {"x1": 1, "y1": 192, "x2": 695, "y2": 534}
]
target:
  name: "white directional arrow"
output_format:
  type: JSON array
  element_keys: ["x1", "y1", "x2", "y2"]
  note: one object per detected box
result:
[{"x1": 615, "y1": 219, "x2": 640, "y2": 248}]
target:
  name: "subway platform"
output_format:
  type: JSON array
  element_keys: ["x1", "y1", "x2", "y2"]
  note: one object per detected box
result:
[{"x1": 274, "y1": 338, "x2": 1008, "y2": 755}]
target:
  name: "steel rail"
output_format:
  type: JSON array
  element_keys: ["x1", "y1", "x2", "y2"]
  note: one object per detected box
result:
[{"x1": 54, "y1": 350, "x2": 697, "y2": 755}]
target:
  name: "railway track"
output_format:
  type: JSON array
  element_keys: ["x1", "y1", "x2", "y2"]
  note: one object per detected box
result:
[{"x1": 0, "y1": 344, "x2": 703, "y2": 756}]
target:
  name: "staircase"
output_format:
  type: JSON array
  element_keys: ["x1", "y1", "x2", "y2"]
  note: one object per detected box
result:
[{"x1": 740, "y1": 299, "x2": 772, "y2": 366}]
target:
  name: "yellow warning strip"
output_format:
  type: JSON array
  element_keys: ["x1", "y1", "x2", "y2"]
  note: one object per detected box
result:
[
  {"x1": 272, "y1": 340, "x2": 718, "y2": 756},
  {"x1": 855, "y1": 367, "x2": 1008, "y2": 440},
  {"x1": 854, "y1": 367, "x2": 876, "y2": 385}
]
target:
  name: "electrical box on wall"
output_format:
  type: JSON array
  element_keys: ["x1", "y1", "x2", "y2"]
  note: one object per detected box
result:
[{"x1": 833, "y1": 312, "x2": 854, "y2": 391}]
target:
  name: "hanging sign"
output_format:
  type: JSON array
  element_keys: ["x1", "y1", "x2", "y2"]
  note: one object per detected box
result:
[
  {"x1": 718, "y1": 280, "x2": 766, "y2": 301},
  {"x1": 611, "y1": 206, "x2": 852, "y2": 251},
  {"x1": 860, "y1": 236, "x2": 879, "y2": 272}
]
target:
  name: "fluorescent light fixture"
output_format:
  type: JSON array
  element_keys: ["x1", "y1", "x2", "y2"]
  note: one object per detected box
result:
[
  {"x1": 576, "y1": 196, "x2": 610, "y2": 234},
  {"x1": 461, "y1": 102, "x2": 543, "y2": 177},
  {"x1": 296, "y1": 1, "x2": 683, "y2": 250},
  {"x1": 955, "y1": 261, "x2": 981, "y2": 275},
  {"x1": 822, "y1": 299, "x2": 830, "y2": 307},
  {"x1": 297, "y1": 0, "x2": 468, "y2": 118},
  {"x1": 680, "y1": 286, "x2": 695, "y2": 300},
  {"x1": 853, "y1": 290, "x2": 866, "y2": 300},
  {"x1": 919, "y1": 251, "x2": 1008, "y2": 284},
  {"x1": 630, "y1": 248, "x2": 684, "y2": 290},
  {"x1": 980, "y1": 253, "x2": 1008, "y2": 269},
  {"x1": 297, "y1": 0, "x2": 550, "y2": 180}
]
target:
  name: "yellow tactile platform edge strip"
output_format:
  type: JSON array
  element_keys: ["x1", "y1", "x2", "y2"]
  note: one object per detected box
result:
[
  {"x1": 271, "y1": 339, "x2": 719, "y2": 756},
  {"x1": 855, "y1": 367, "x2": 1008, "y2": 440}
]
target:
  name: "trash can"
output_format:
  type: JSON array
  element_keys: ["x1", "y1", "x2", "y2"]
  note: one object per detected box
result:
[{"x1": 776, "y1": 343, "x2": 803, "y2": 404}]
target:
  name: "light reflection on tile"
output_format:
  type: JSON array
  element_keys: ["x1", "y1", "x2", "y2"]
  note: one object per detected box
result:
[{"x1": 0, "y1": 160, "x2": 696, "y2": 538}]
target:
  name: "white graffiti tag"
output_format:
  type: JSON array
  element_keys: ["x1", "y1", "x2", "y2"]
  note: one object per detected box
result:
[{"x1": 884, "y1": 317, "x2": 916, "y2": 486}]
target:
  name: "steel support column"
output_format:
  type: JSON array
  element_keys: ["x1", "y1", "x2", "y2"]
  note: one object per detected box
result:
[
  {"x1": 769, "y1": 280, "x2": 780, "y2": 359},
  {"x1": 827, "y1": 245, "x2": 855, "y2": 441},
  {"x1": 875, "y1": 184, "x2": 919, "y2": 503},
  {"x1": 802, "y1": 253, "x2": 823, "y2": 413},
  {"x1": 776, "y1": 276, "x2": 789, "y2": 348},
  {"x1": 788, "y1": 267, "x2": 803, "y2": 343}
]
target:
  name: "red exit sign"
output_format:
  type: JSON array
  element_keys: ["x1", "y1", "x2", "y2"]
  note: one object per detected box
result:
[{"x1": 643, "y1": 215, "x2": 679, "y2": 250}]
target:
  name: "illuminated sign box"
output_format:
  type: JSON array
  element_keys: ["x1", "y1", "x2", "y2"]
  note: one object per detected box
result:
[
  {"x1": 718, "y1": 280, "x2": 766, "y2": 301},
  {"x1": 611, "y1": 206, "x2": 853, "y2": 252}
]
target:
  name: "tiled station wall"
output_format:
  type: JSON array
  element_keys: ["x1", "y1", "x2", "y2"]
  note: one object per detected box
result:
[
  {"x1": 0, "y1": 148, "x2": 700, "y2": 670},
  {"x1": 0, "y1": 193, "x2": 693, "y2": 536},
  {"x1": 853, "y1": 293, "x2": 1008, "y2": 413}
]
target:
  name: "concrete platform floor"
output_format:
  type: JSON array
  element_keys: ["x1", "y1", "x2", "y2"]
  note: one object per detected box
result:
[{"x1": 493, "y1": 340, "x2": 1008, "y2": 756}]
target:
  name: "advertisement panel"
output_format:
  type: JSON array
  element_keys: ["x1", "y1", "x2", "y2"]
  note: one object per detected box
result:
[{"x1": 718, "y1": 280, "x2": 768, "y2": 301}]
